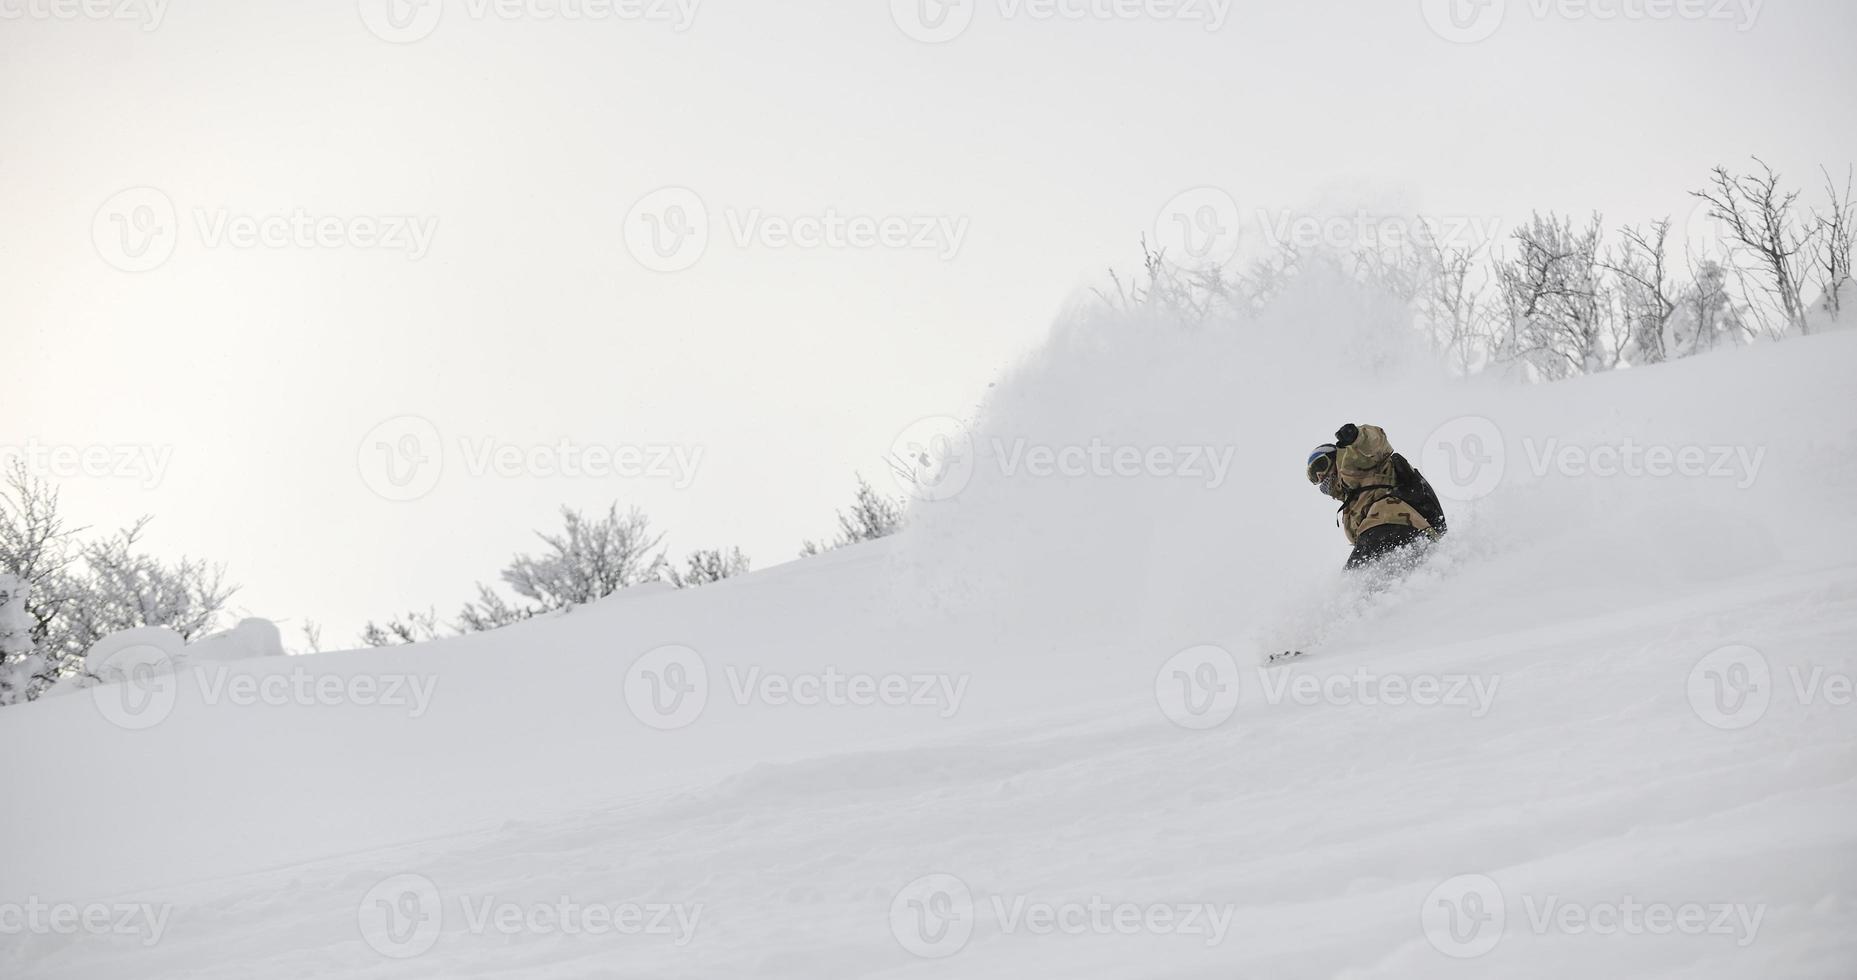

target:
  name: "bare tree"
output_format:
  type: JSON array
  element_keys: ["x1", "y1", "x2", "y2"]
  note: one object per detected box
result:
[
  {"x1": 1807, "y1": 166, "x2": 1854, "y2": 321},
  {"x1": 67, "y1": 520, "x2": 234, "y2": 646},
  {"x1": 1605, "y1": 220, "x2": 1677, "y2": 365},
  {"x1": 1691, "y1": 158, "x2": 1814, "y2": 336},
  {"x1": 458, "y1": 504, "x2": 666, "y2": 628},
  {"x1": 455, "y1": 583, "x2": 533, "y2": 633},
  {"x1": 0, "y1": 462, "x2": 83, "y2": 659},
  {"x1": 1415, "y1": 220, "x2": 1494, "y2": 375},
  {"x1": 361, "y1": 609, "x2": 442, "y2": 646},
  {"x1": 1495, "y1": 212, "x2": 1619, "y2": 379},
  {"x1": 1095, "y1": 237, "x2": 1242, "y2": 324},
  {"x1": 1670, "y1": 259, "x2": 1749, "y2": 356}
]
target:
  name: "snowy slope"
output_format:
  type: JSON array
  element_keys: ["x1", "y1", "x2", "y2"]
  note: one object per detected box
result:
[{"x1": 3, "y1": 293, "x2": 1855, "y2": 978}]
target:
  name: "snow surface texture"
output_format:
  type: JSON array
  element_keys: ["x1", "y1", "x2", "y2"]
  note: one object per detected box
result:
[{"x1": 3, "y1": 278, "x2": 1854, "y2": 978}]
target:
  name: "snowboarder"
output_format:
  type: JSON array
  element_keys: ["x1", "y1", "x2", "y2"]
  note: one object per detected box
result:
[{"x1": 1306, "y1": 423, "x2": 1447, "y2": 570}]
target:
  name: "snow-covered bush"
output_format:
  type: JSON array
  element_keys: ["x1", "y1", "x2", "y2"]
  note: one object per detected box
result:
[
  {"x1": 0, "y1": 573, "x2": 43, "y2": 704},
  {"x1": 0, "y1": 463, "x2": 236, "y2": 703},
  {"x1": 801, "y1": 476, "x2": 904, "y2": 556},
  {"x1": 78, "y1": 625, "x2": 187, "y2": 688},
  {"x1": 184, "y1": 618, "x2": 285, "y2": 662},
  {"x1": 451, "y1": 503, "x2": 667, "y2": 632},
  {"x1": 666, "y1": 547, "x2": 750, "y2": 588}
]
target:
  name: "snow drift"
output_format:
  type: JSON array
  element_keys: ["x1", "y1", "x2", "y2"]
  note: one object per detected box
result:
[{"x1": 3, "y1": 273, "x2": 1854, "y2": 979}]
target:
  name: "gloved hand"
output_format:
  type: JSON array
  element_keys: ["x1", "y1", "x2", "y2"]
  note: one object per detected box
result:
[{"x1": 1334, "y1": 423, "x2": 1359, "y2": 448}]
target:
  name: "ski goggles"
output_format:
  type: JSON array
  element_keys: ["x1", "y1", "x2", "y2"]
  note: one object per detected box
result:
[{"x1": 1306, "y1": 444, "x2": 1338, "y2": 493}]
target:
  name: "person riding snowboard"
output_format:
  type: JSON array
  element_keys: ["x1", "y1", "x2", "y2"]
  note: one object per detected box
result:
[{"x1": 1306, "y1": 423, "x2": 1448, "y2": 570}]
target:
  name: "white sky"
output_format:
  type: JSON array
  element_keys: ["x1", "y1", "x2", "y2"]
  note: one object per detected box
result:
[{"x1": 4, "y1": 0, "x2": 1854, "y2": 643}]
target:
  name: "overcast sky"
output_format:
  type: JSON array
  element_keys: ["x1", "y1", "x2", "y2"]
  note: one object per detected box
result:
[{"x1": 4, "y1": 0, "x2": 1853, "y2": 643}]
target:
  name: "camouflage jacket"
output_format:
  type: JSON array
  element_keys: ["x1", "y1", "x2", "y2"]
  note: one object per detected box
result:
[{"x1": 1325, "y1": 424, "x2": 1442, "y2": 545}]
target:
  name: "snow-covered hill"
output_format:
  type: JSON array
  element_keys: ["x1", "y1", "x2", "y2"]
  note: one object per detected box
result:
[{"x1": 4, "y1": 287, "x2": 1855, "y2": 978}]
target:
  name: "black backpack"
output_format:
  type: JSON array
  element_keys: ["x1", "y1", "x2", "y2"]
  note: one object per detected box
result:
[{"x1": 1389, "y1": 453, "x2": 1448, "y2": 535}]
